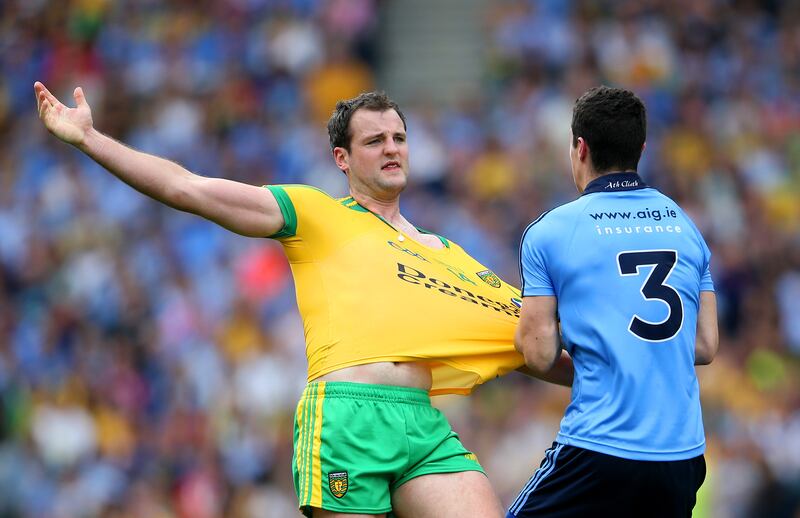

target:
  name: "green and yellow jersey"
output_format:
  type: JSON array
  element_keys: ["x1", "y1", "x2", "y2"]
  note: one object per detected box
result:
[{"x1": 266, "y1": 185, "x2": 524, "y2": 395}]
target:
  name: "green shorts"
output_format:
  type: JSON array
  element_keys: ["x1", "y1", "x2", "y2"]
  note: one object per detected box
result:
[{"x1": 292, "y1": 381, "x2": 484, "y2": 516}]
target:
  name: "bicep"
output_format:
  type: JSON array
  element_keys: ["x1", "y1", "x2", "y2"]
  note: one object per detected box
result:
[
  {"x1": 184, "y1": 176, "x2": 285, "y2": 237},
  {"x1": 695, "y1": 291, "x2": 719, "y2": 365}
]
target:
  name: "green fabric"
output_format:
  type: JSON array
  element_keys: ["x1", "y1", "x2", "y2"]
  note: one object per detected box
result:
[
  {"x1": 265, "y1": 185, "x2": 297, "y2": 237},
  {"x1": 339, "y1": 196, "x2": 369, "y2": 212},
  {"x1": 293, "y1": 382, "x2": 483, "y2": 516},
  {"x1": 417, "y1": 227, "x2": 450, "y2": 248},
  {"x1": 339, "y1": 196, "x2": 450, "y2": 247}
]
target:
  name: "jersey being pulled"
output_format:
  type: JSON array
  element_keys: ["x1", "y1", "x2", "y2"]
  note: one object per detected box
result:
[
  {"x1": 519, "y1": 172, "x2": 714, "y2": 461},
  {"x1": 266, "y1": 185, "x2": 524, "y2": 395}
]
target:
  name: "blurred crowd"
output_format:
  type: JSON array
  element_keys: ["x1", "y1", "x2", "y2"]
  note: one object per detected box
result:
[{"x1": 1, "y1": 0, "x2": 799, "y2": 516}]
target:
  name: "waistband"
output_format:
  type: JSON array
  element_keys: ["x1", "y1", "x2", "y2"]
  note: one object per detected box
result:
[{"x1": 300, "y1": 381, "x2": 431, "y2": 405}]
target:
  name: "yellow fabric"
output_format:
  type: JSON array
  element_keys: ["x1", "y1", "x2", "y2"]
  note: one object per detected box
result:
[
  {"x1": 267, "y1": 185, "x2": 524, "y2": 395},
  {"x1": 310, "y1": 382, "x2": 326, "y2": 507},
  {"x1": 295, "y1": 393, "x2": 308, "y2": 502},
  {"x1": 295, "y1": 382, "x2": 326, "y2": 507}
]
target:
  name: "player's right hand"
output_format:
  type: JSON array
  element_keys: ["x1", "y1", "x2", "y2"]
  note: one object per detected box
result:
[{"x1": 34, "y1": 81, "x2": 93, "y2": 147}]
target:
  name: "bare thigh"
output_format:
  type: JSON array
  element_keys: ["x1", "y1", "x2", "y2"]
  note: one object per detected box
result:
[{"x1": 391, "y1": 471, "x2": 504, "y2": 518}]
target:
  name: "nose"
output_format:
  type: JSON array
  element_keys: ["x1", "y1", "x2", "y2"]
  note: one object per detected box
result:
[{"x1": 383, "y1": 138, "x2": 399, "y2": 155}]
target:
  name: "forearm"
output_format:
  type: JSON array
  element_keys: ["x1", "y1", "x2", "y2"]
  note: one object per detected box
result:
[
  {"x1": 540, "y1": 349, "x2": 574, "y2": 387},
  {"x1": 34, "y1": 82, "x2": 283, "y2": 236},
  {"x1": 78, "y1": 128, "x2": 198, "y2": 211},
  {"x1": 517, "y1": 349, "x2": 573, "y2": 387}
]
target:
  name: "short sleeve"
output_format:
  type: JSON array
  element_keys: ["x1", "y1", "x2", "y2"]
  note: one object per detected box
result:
[
  {"x1": 519, "y1": 217, "x2": 555, "y2": 297},
  {"x1": 263, "y1": 184, "x2": 333, "y2": 240},
  {"x1": 262, "y1": 184, "x2": 341, "y2": 263},
  {"x1": 700, "y1": 238, "x2": 714, "y2": 292},
  {"x1": 264, "y1": 185, "x2": 298, "y2": 238}
]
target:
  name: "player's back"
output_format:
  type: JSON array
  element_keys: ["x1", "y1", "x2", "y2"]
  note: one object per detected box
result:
[{"x1": 520, "y1": 173, "x2": 714, "y2": 461}]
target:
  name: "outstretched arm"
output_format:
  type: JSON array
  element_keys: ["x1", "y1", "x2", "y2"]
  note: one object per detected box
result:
[
  {"x1": 34, "y1": 82, "x2": 284, "y2": 238},
  {"x1": 515, "y1": 296, "x2": 573, "y2": 387}
]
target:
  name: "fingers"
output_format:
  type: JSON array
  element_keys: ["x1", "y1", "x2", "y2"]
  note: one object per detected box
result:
[
  {"x1": 34, "y1": 82, "x2": 43, "y2": 112},
  {"x1": 73, "y1": 86, "x2": 86, "y2": 107},
  {"x1": 33, "y1": 82, "x2": 58, "y2": 123},
  {"x1": 38, "y1": 97, "x2": 49, "y2": 119},
  {"x1": 36, "y1": 90, "x2": 53, "y2": 120},
  {"x1": 34, "y1": 81, "x2": 54, "y2": 103},
  {"x1": 33, "y1": 81, "x2": 62, "y2": 110}
]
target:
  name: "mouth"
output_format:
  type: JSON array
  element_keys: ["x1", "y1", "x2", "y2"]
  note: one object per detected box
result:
[{"x1": 382, "y1": 161, "x2": 402, "y2": 171}]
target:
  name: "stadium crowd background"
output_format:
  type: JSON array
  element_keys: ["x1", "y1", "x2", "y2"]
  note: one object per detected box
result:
[{"x1": 1, "y1": 0, "x2": 799, "y2": 516}]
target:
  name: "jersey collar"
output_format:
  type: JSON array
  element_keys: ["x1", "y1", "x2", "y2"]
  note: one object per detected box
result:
[
  {"x1": 338, "y1": 196, "x2": 450, "y2": 248},
  {"x1": 582, "y1": 172, "x2": 648, "y2": 196},
  {"x1": 339, "y1": 196, "x2": 370, "y2": 212}
]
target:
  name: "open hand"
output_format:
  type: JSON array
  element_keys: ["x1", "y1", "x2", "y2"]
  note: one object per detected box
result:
[{"x1": 34, "y1": 81, "x2": 93, "y2": 147}]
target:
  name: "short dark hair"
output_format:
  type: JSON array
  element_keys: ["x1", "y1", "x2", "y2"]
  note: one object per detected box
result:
[
  {"x1": 327, "y1": 92, "x2": 407, "y2": 151},
  {"x1": 571, "y1": 86, "x2": 646, "y2": 173}
]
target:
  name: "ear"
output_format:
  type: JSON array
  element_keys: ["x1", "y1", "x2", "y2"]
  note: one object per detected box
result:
[
  {"x1": 577, "y1": 137, "x2": 590, "y2": 162},
  {"x1": 333, "y1": 147, "x2": 349, "y2": 174}
]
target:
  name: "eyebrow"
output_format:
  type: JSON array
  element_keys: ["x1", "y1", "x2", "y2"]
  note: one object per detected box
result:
[{"x1": 362, "y1": 131, "x2": 406, "y2": 141}]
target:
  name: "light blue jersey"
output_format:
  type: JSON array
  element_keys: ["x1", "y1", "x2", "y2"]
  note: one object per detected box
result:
[{"x1": 519, "y1": 172, "x2": 714, "y2": 461}]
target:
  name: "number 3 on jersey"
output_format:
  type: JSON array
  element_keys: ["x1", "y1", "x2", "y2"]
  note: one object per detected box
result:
[{"x1": 617, "y1": 250, "x2": 684, "y2": 342}]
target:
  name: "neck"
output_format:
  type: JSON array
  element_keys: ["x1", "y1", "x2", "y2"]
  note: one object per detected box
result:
[
  {"x1": 575, "y1": 166, "x2": 597, "y2": 193},
  {"x1": 351, "y1": 191, "x2": 403, "y2": 224},
  {"x1": 579, "y1": 167, "x2": 636, "y2": 192}
]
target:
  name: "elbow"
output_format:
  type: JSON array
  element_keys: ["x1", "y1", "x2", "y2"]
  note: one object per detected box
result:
[
  {"x1": 162, "y1": 172, "x2": 204, "y2": 213},
  {"x1": 526, "y1": 357, "x2": 556, "y2": 376},
  {"x1": 694, "y1": 354, "x2": 713, "y2": 366},
  {"x1": 519, "y1": 344, "x2": 557, "y2": 375},
  {"x1": 695, "y1": 337, "x2": 719, "y2": 365},
  {"x1": 515, "y1": 328, "x2": 558, "y2": 375},
  {"x1": 167, "y1": 185, "x2": 191, "y2": 211},
  {"x1": 695, "y1": 354, "x2": 716, "y2": 366}
]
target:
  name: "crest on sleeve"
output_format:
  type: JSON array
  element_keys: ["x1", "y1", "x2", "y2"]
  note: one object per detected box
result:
[
  {"x1": 328, "y1": 471, "x2": 348, "y2": 498},
  {"x1": 476, "y1": 269, "x2": 502, "y2": 288}
]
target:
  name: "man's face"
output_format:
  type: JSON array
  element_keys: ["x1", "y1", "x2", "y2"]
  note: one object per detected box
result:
[{"x1": 336, "y1": 109, "x2": 409, "y2": 198}]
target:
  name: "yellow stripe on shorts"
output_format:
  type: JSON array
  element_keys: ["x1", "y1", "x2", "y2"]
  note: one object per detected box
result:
[
  {"x1": 295, "y1": 389, "x2": 308, "y2": 504},
  {"x1": 295, "y1": 383, "x2": 327, "y2": 506},
  {"x1": 303, "y1": 384, "x2": 316, "y2": 503},
  {"x1": 310, "y1": 382, "x2": 326, "y2": 507}
]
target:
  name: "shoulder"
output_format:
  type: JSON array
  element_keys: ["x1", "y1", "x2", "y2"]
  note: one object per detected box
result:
[
  {"x1": 521, "y1": 198, "x2": 586, "y2": 241},
  {"x1": 266, "y1": 183, "x2": 345, "y2": 216},
  {"x1": 265, "y1": 184, "x2": 342, "y2": 239},
  {"x1": 659, "y1": 193, "x2": 706, "y2": 236},
  {"x1": 265, "y1": 184, "x2": 334, "y2": 203},
  {"x1": 520, "y1": 208, "x2": 554, "y2": 243}
]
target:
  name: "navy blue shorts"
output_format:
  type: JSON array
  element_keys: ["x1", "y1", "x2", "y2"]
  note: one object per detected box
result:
[{"x1": 507, "y1": 442, "x2": 706, "y2": 518}]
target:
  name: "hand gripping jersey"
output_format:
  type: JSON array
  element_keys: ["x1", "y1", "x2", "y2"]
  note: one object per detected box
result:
[
  {"x1": 266, "y1": 185, "x2": 524, "y2": 395},
  {"x1": 519, "y1": 173, "x2": 714, "y2": 460}
]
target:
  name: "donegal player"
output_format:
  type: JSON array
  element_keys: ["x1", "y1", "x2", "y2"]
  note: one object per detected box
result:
[{"x1": 35, "y1": 82, "x2": 572, "y2": 517}]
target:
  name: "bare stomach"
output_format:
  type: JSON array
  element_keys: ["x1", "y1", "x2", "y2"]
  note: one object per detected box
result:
[{"x1": 312, "y1": 361, "x2": 433, "y2": 391}]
